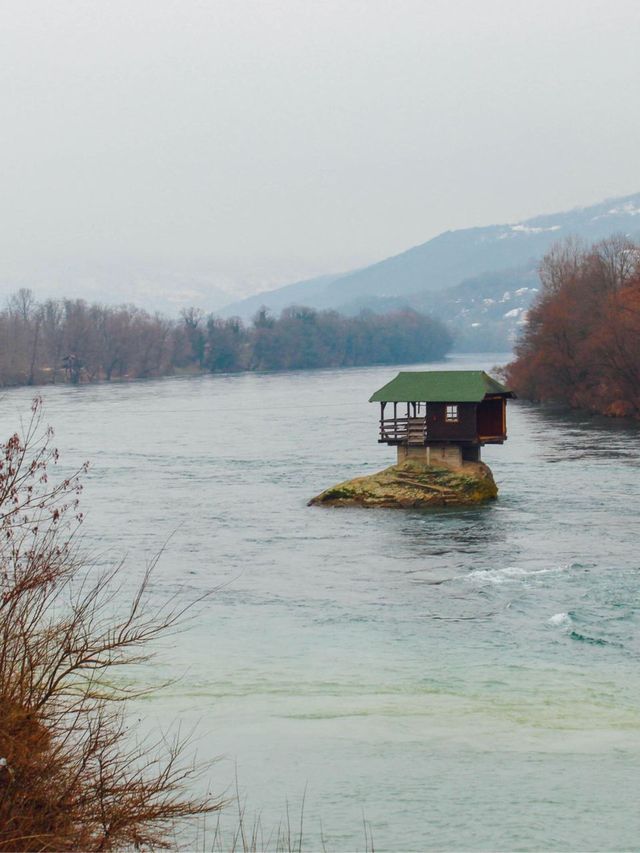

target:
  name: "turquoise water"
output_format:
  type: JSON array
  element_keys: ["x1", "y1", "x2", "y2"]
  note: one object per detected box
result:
[{"x1": 2, "y1": 355, "x2": 639, "y2": 850}]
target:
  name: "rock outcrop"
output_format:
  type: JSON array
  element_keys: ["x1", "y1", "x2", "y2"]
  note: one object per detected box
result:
[{"x1": 308, "y1": 459, "x2": 498, "y2": 508}]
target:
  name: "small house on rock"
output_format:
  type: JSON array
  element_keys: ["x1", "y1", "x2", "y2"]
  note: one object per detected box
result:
[{"x1": 369, "y1": 370, "x2": 514, "y2": 468}]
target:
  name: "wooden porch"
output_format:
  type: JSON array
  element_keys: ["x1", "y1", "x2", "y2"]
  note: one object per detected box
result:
[{"x1": 379, "y1": 416, "x2": 427, "y2": 445}]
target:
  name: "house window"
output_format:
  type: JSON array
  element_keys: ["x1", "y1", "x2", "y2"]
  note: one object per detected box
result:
[{"x1": 445, "y1": 404, "x2": 458, "y2": 423}]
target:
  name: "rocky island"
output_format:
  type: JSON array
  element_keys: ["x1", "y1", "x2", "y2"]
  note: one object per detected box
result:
[{"x1": 308, "y1": 458, "x2": 498, "y2": 508}]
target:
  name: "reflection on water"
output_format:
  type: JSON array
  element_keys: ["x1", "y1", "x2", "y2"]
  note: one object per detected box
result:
[
  {"x1": 520, "y1": 400, "x2": 640, "y2": 462},
  {"x1": 0, "y1": 355, "x2": 639, "y2": 851}
]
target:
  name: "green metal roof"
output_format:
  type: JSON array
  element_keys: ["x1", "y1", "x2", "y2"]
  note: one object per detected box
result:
[{"x1": 369, "y1": 370, "x2": 513, "y2": 403}]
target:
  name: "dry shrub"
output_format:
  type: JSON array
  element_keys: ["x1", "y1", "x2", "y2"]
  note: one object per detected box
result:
[{"x1": 0, "y1": 398, "x2": 221, "y2": 851}]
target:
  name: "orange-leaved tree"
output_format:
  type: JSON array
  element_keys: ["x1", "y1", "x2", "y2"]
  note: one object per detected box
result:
[{"x1": 506, "y1": 236, "x2": 640, "y2": 418}]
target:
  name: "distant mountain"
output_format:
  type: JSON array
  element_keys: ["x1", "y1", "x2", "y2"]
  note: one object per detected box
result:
[
  {"x1": 217, "y1": 272, "x2": 346, "y2": 320},
  {"x1": 0, "y1": 263, "x2": 234, "y2": 316},
  {"x1": 218, "y1": 192, "x2": 640, "y2": 349}
]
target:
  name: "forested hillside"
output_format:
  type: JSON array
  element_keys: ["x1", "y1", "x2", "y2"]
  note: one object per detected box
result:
[
  {"x1": 0, "y1": 291, "x2": 451, "y2": 387},
  {"x1": 220, "y1": 193, "x2": 640, "y2": 317},
  {"x1": 219, "y1": 192, "x2": 640, "y2": 352},
  {"x1": 506, "y1": 237, "x2": 640, "y2": 418}
]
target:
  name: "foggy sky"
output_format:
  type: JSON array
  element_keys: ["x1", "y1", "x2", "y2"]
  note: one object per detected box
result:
[{"x1": 1, "y1": 0, "x2": 639, "y2": 308}]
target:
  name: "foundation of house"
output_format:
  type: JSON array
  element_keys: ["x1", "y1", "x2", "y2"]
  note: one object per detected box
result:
[{"x1": 396, "y1": 444, "x2": 481, "y2": 468}]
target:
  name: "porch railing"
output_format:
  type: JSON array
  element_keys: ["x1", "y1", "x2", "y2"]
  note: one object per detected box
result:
[
  {"x1": 379, "y1": 416, "x2": 427, "y2": 444},
  {"x1": 379, "y1": 417, "x2": 408, "y2": 442}
]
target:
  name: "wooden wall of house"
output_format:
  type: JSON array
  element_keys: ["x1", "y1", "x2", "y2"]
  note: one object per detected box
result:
[
  {"x1": 477, "y1": 398, "x2": 505, "y2": 438},
  {"x1": 426, "y1": 402, "x2": 478, "y2": 441}
]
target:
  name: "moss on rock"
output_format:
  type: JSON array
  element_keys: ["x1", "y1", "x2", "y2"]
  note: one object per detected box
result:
[{"x1": 308, "y1": 459, "x2": 498, "y2": 508}]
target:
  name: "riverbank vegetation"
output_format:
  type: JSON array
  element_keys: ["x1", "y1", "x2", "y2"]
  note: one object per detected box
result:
[
  {"x1": 0, "y1": 401, "x2": 219, "y2": 850},
  {"x1": 0, "y1": 290, "x2": 451, "y2": 388},
  {"x1": 506, "y1": 236, "x2": 640, "y2": 418}
]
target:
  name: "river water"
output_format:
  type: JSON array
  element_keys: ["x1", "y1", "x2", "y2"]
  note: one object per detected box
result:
[{"x1": 2, "y1": 354, "x2": 639, "y2": 851}]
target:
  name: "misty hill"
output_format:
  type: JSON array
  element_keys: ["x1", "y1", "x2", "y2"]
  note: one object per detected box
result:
[
  {"x1": 337, "y1": 266, "x2": 541, "y2": 353},
  {"x1": 219, "y1": 193, "x2": 640, "y2": 348},
  {"x1": 219, "y1": 272, "x2": 347, "y2": 320},
  {"x1": 0, "y1": 263, "x2": 235, "y2": 317}
]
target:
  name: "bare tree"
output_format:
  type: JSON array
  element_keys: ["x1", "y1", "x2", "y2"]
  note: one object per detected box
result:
[
  {"x1": 538, "y1": 236, "x2": 585, "y2": 294},
  {"x1": 591, "y1": 234, "x2": 640, "y2": 292},
  {"x1": 41, "y1": 300, "x2": 66, "y2": 383},
  {"x1": 0, "y1": 400, "x2": 222, "y2": 850}
]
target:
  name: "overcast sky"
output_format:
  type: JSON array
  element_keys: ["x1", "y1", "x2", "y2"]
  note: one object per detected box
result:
[{"x1": 1, "y1": 0, "x2": 639, "y2": 307}]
